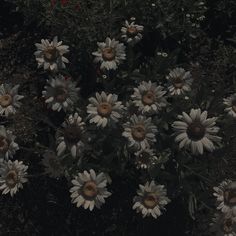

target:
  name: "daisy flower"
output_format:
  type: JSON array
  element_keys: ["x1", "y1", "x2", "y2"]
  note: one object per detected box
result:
[
  {"x1": 34, "y1": 36, "x2": 69, "y2": 71},
  {"x1": 56, "y1": 113, "x2": 85, "y2": 158},
  {"x1": 133, "y1": 180, "x2": 170, "y2": 218},
  {"x1": 70, "y1": 169, "x2": 111, "y2": 211},
  {"x1": 166, "y1": 67, "x2": 193, "y2": 95},
  {"x1": 0, "y1": 160, "x2": 28, "y2": 197},
  {"x1": 223, "y1": 94, "x2": 236, "y2": 119},
  {"x1": 92, "y1": 37, "x2": 126, "y2": 71},
  {"x1": 172, "y1": 108, "x2": 222, "y2": 155},
  {"x1": 131, "y1": 81, "x2": 167, "y2": 114},
  {"x1": 42, "y1": 75, "x2": 79, "y2": 112},
  {"x1": 87, "y1": 91, "x2": 124, "y2": 128},
  {"x1": 0, "y1": 84, "x2": 24, "y2": 117},
  {"x1": 122, "y1": 114, "x2": 157, "y2": 151},
  {"x1": 0, "y1": 126, "x2": 19, "y2": 160},
  {"x1": 121, "y1": 20, "x2": 144, "y2": 45}
]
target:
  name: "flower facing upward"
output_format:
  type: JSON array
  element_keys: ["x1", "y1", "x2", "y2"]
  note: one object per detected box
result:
[
  {"x1": 0, "y1": 84, "x2": 24, "y2": 117},
  {"x1": 166, "y1": 68, "x2": 193, "y2": 95},
  {"x1": 70, "y1": 169, "x2": 111, "y2": 211},
  {"x1": 172, "y1": 108, "x2": 221, "y2": 155},
  {"x1": 121, "y1": 20, "x2": 144, "y2": 45},
  {"x1": 131, "y1": 81, "x2": 167, "y2": 114},
  {"x1": 87, "y1": 91, "x2": 124, "y2": 128},
  {"x1": 0, "y1": 160, "x2": 28, "y2": 197},
  {"x1": 42, "y1": 75, "x2": 79, "y2": 112},
  {"x1": 133, "y1": 181, "x2": 170, "y2": 218},
  {"x1": 224, "y1": 94, "x2": 236, "y2": 119},
  {"x1": 34, "y1": 36, "x2": 69, "y2": 71},
  {"x1": 92, "y1": 37, "x2": 126, "y2": 71}
]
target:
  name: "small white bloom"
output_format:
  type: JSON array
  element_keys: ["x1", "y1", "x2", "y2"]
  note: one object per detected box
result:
[
  {"x1": 34, "y1": 36, "x2": 69, "y2": 71},
  {"x1": 121, "y1": 20, "x2": 144, "y2": 45},
  {"x1": 0, "y1": 84, "x2": 24, "y2": 117},
  {"x1": 133, "y1": 180, "x2": 170, "y2": 218},
  {"x1": 92, "y1": 37, "x2": 126, "y2": 71},
  {"x1": 56, "y1": 113, "x2": 85, "y2": 158},
  {"x1": 224, "y1": 94, "x2": 236, "y2": 119},
  {"x1": 87, "y1": 91, "x2": 124, "y2": 128},
  {"x1": 70, "y1": 169, "x2": 111, "y2": 211},
  {"x1": 0, "y1": 160, "x2": 28, "y2": 197},
  {"x1": 131, "y1": 81, "x2": 167, "y2": 114},
  {"x1": 122, "y1": 114, "x2": 157, "y2": 151},
  {"x1": 172, "y1": 108, "x2": 222, "y2": 155},
  {"x1": 166, "y1": 67, "x2": 193, "y2": 95},
  {"x1": 42, "y1": 75, "x2": 79, "y2": 112}
]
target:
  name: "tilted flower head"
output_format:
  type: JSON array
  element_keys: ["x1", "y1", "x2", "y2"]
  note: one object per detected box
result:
[
  {"x1": 87, "y1": 91, "x2": 124, "y2": 128},
  {"x1": 121, "y1": 20, "x2": 144, "y2": 45},
  {"x1": 42, "y1": 75, "x2": 79, "y2": 112},
  {"x1": 131, "y1": 81, "x2": 167, "y2": 114},
  {"x1": 0, "y1": 160, "x2": 28, "y2": 197},
  {"x1": 34, "y1": 36, "x2": 69, "y2": 71},
  {"x1": 122, "y1": 114, "x2": 157, "y2": 151},
  {"x1": 92, "y1": 37, "x2": 126, "y2": 71},
  {"x1": 133, "y1": 180, "x2": 170, "y2": 218},
  {"x1": 223, "y1": 94, "x2": 236, "y2": 119},
  {"x1": 172, "y1": 108, "x2": 221, "y2": 155},
  {"x1": 210, "y1": 212, "x2": 236, "y2": 236},
  {"x1": 166, "y1": 68, "x2": 193, "y2": 95},
  {"x1": 70, "y1": 169, "x2": 111, "y2": 211},
  {"x1": 56, "y1": 113, "x2": 85, "y2": 158},
  {"x1": 0, "y1": 126, "x2": 19, "y2": 160},
  {"x1": 213, "y1": 180, "x2": 236, "y2": 216},
  {"x1": 0, "y1": 84, "x2": 24, "y2": 117},
  {"x1": 42, "y1": 150, "x2": 65, "y2": 179}
]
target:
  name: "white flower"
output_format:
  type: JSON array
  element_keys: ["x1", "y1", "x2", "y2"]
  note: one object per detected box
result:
[
  {"x1": 131, "y1": 81, "x2": 167, "y2": 114},
  {"x1": 133, "y1": 180, "x2": 170, "y2": 218},
  {"x1": 122, "y1": 114, "x2": 157, "y2": 151},
  {"x1": 42, "y1": 75, "x2": 79, "y2": 112},
  {"x1": 56, "y1": 113, "x2": 85, "y2": 158},
  {"x1": 166, "y1": 68, "x2": 193, "y2": 95},
  {"x1": 87, "y1": 91, "x2": 124, "y2": 128},
  {"x1": 34, "y1": 36, "x2": 69, "y2": 71},
  {"x1": 42, "y1": 150, "x2": 64, "y2": 178},
  {"x1": 0, "y1": 126, "x2": 19, "y2": 160},
  {"x1": 0, "y1": 84, "x2": 24, "y2": 117},
  {"x1": 213, "y1": 180, "x2": 236, "y2": 216},
  {"x1": 210, "y1": 212, "x2": 236, "y2": 236},
  {"x1": 92, "y1": 37, "x2": 126, "y2": 71},
  {"x1": 172, "y1": 108, "x2": 222, "y2": 155},
  {"x1": 224, "y1": 94, "x2": 236, "y2": 119},
  {"x1": 0, "y1": 160, "x2": 28, "y2": 197},
  {"x1": 70, "y1": 169, "x2": 111, "y2": 211},
  {"x1": 121, "y1": 20, "x2": 144, "y2": 45}
]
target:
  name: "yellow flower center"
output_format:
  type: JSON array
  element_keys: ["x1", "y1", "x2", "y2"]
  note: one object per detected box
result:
[
  {"x1": 97, "y1": 102, "x2": 112, "y2": 117},
  {"x1": 82, "y1": 181, "x2": 98, "y2": 199},
  {"x1": 142, "y1": 91, "x2": 155, "y2": 105},
  {"x1": 102, "y1": 47, "x2": 116, "y2": 61},
  {"x1": 131, "y1": 124, "x2": 146, "y2": 141},
  {"x1": 0, "y1": 136, "x2": 9, "y2": 153},
  {"x1": 6, "y1": 170, "x2": 18, "y2": 188},
  {"x1": 127, "y1": 26, "x2": 138, "y2": 36},
  {"x1": 43, "y1": 46, "x2": 59, "y2": 62},
  {"x1": 0, "y1": 94, "x2": 12, "y2": 107},
  {"x1": 143, "y1": 193, "x2": 158, "y2": 209}
]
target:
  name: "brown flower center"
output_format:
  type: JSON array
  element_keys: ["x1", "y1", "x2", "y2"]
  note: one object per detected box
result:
[
  {"x1": 6, "y1": 170, "x2": 18, "y2": 188},
  {"x1": 43, "y1": 46, "x2": 59, "y2": 62},
  {"x1": 102, "y1": 47, "x2": 116, "y2": 61},
  {"x1": 82, "y1": 181, "x2": 98, "y2": 199},
  {"x1": 232, "y1": 100, "x2": 236, "y2": 113},
  {"x1": 127, "y1": 26, "x2": 138, "y2": 36},
  {"x1": 222, "y1": 218, "x2": 233, "y2": 233},
  {"x1": 137, "y1": 152, "x2": 150, "y2": 166},
  {"x1": 187, "y1": 122, "x2": 205, "y2": 141},
  {"x1": 224, "y1": 188, "x2": 236, "y2": 206},
  {"x1": 0, "y1": 136, "x2": 9, "y2": 153},
  {"x1": 0, "y1": 94, "x2": 12, "y2": 107},
  {"x1": 131, "y1": 124, "x2": 146, "y2": 141},
  {"x1": 55, "y1": 86, "x2": 68, "y2": 102},
  {"x1": 142, "y1": 91, "x2": 155, "y2": 105},
  {"x1": 97, "y1": 102, "x2": 112, "y2": 117},
  {"x1": 64, "y1": 125, "x2": 82, "y2": 145},
  {"x1": 172, "y1": 77, "x2": 183, "y2": 89},
  {"x1": 143, "y1": 193, "x2": 158, "y2": 209}
]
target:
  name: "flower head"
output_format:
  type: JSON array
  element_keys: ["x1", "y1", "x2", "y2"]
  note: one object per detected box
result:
[
  {"x1": 42, "y1": 75, "x2": 79, "y2": 112},
  {"x1": 133, "y1": 180, "x2": 170, "y2": 218},
  {"x1": 166, "y1": 68, "x2": 193, "y2": 95},
  {"x1": 34, "y1": 36, "x2": 69, "y2": 71},
  {"x1": 172, "y1": 108, "x2": 221, "y2": 155},
  {"x1": 87, "y1": 91, "x2": 124, "y2": 128},
  {"x1": 70, "y1": 169, "x2": 111, "y2": 211},
  {"x1": 0, "y1": 84, "x2": 24, "y2": 117},
  {"x1": 0, "y1": 160, "x2": 28, "y2": 197},
  {"x1": 92, "y1": 37, "x2": 126, "y2": 71},
  {"x1": 224, "y1": 94, "x2": 236, "y2": 119}
]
